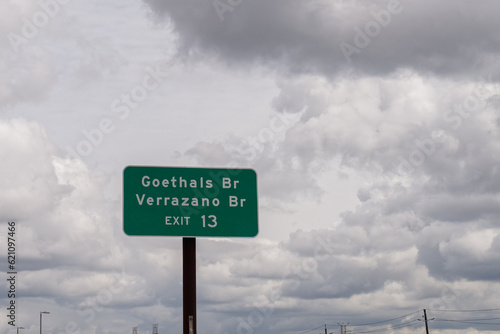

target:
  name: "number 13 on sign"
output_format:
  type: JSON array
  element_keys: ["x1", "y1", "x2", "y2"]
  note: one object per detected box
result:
[{"x1": 201, "y1": 215, "x2": 217, "y2": 228}]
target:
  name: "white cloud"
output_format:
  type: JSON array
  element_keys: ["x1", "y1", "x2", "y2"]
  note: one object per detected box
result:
[{"x1": 0, "y1": 118, "x2": 62, "y2": 220}]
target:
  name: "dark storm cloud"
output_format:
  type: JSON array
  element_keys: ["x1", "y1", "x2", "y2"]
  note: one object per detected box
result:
[{"x1": 142, "y1": 0, "x2": 500, "y2": 78}]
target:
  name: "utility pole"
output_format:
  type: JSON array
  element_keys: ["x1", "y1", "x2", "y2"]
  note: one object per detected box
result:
[
  {"x1": 423, "y1": 309, "x2": 430, "y2": 334},
  {"x1": 40, "y1": 311, "x2": 50, "y2": 334}
]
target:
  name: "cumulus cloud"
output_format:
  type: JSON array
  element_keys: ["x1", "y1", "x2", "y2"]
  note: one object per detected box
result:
[
  {"x1": 0, "y1": 118, "x2": 123, "y2": 270},
  {"x1": 0, "y1": 119, "x2": 179, "y2": 333},
  {"x1": 182, "y1": 66, "x2": 500, "y2": 319},
  {"x1": 143, "y1": 0, "x2": 500, "y2": 78},
  {"x1": 179, "y1": 37, "x2": 500, "y2": 303},
  {"x1": 0, "y1": 118, "x2": 63, "y2": 220}
]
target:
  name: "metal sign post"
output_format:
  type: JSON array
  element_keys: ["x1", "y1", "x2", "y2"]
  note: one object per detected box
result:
[{"x1": 183, "y1": 238, "x2": 196, "y2": 334}]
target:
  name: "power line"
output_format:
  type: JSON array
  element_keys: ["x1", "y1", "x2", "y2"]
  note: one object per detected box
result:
[
  {"x1": 434, "y1": 319, "x2": 500, "y2": 326},
  {"x1": 428, "y1": 308, "x2": 500, "y2": 313},
  {"x1": 345, "y1": 310, "x2": 422, "y2": 327},
  {"x1": 297, "y1": 308, "x2": 500, "y2": 334},
  {"x1": 435, "y1": 316, "x2": 500, "y2": 321},
  {"x1": 350, "y1": 319, "x2": 421, "y2": 334},
  {"x1": 321, "y1": 310, "x2": 423, "y2": 334},
  {"x1": 428, "y1": 308, "x2": 500, "y2": 327},
  {"x1": 296, "y1": 325, "x2": 325, "y2": 334}
]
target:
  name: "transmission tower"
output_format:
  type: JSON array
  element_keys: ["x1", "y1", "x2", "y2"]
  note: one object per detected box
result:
[
  {"x1": 133, "y1": 327, "x2": 137, "y2": 334},
  {"x1": 153, "y1": 324, "x2": 159, "y2": 334},
  {"x1": 338, "y1": 323, "x2": 350, "y2": 334}
]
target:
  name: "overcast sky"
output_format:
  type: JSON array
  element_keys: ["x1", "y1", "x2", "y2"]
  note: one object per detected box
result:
[{"x1": 2, "y1": 0, "x2": 500, "y2": 334}]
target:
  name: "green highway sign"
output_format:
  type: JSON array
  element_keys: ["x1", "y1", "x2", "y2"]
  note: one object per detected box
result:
[{"x1": 123, "y1": 166, "x2": 258, "y2": 237}]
